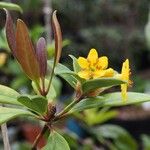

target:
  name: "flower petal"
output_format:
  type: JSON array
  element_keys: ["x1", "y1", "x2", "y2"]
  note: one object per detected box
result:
[
  {"x1": 87, "y1": 48, "x2": 98, "y2": 64},
  {"x1": 77, "y1": 57, "x2": 89, "y2": 69},
  {"x1": 121, "y1": 59, "x2": 130, "y2": 80},
  {"x1": 121, "y1": 84, "x2": 127, "y2": 101},
  {"x1": 78, "y1": 70, "x2": 91, "y2": 79},
  {"x1": 93, "y1": 68, "x2": 114, "y2": 78},
  {"x1": 97, "y1": 56, "x2": 108, "y2": 69},
  {"x1": 103, "y1": 68, "x2": 114, "y2": 77},
  {"x1": 93, "y1": 70, "x2": 105, "y2": 78}
]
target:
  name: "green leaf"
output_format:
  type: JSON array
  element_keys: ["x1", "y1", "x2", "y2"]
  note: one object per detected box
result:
[
  {"x1": 69, "y1": 55, "x2": 81, "y2": 73},
  {"x1": 141, "y1": 134, "x2": 150, "y2": 150},
  {"x1": 0, "y1": 107, "x2": 35, "y2": 125},
  {"x1": 43, "y1": 131, "x2": 70, "y2": 150},
  {"x1": 82, "y1": 78, "x2": 126, "y2": 93},
  {"x1": 83, "y1": 109, "x2": 118, "y2": 125},
  {"x1": 69, "y1": 96, "x2": 104, "y2": 113},
  {"x1": 32, "y1": 79, "x2": 57, "y2": 100},
  {"x1": 0, "y1": 84, "x2": 21, "y2": 105},
  {"x1": 0, "y1": 2, "x2": 23, "y2": 13},
  {"x1": 70, "y1": 92, "x2": 150, "y2": 113},
  {"x1": 48, "y1": 61, "x2": 83, "y2": 88},
  {"x1": 17, "y1": 95, "x2": 47, "y2": 115},
  {"x1": 102, "y1": 92, "x2": 150, "y2": 107},
  {"x1": 92, "y1": 124, "x2": 137, "y2": 150}
]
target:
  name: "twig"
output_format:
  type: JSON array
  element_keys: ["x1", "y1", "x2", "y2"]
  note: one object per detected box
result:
[
  {"x1": 31, "y1": 123, "x2": 49, "y2": 150},
  {"x1": 1, "y1": 123, "x2": 11, "y2": 150}
]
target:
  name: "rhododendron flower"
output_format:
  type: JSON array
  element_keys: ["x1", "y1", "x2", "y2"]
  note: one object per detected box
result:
[{"x1": 77, "y1": 49, "x2": 114, "y2": 79}]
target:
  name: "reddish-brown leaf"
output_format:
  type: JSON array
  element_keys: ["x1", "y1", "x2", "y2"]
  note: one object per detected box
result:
[
  {"x1": 16, "y1": 19, "x2": 40, "y2": 80},
  {"x1": 52, "y1": 10, "x2": 62, "y2": 65},
  {"x1": 5, "y1": 9, "x2": 17, "y2": 57},
  {"x1": 36, "y1": 37, "x2": 47, "y2": 77}
]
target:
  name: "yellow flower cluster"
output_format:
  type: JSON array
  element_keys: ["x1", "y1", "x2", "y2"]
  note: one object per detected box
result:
[
  {"x1": 77, "y1": 48, "x2": 132, "y2": 100},
  {"x1": 77, "y1": 49, "x2": 114, "y2": 79}
]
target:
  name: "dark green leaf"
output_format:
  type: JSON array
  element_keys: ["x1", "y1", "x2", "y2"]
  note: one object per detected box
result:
[
  {"x1": 0, "y1": 107, "x2": 35, "y2": 125},
  {"x1": 82, "y1": 78, "x2": 126, "y2": 93},
  {"x1": 43, "y1": 131, "x2": 70, "y2": 150},
  {"x1": 48, "y1": 61, "x2": 83, "y2": 88},
  {"x1": 0, "y1": 84, "x2": 21, "y2": 105},
  {"x1": 17, "y1": 95, "x2": 47, "y2": 115},
  {"x1": 69, "y1": 96, "x2": 104, "y2": 113},
  {"x1": 0, "y1": 2, "x2": 23, "y2": 13}
]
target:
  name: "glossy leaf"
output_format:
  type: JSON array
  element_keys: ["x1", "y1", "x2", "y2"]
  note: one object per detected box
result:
[
  {"x1": 69, "y1": 55, "x2": 81, "y2": 73},
  {"x1": 92, "y1": 125, "x2": 137, "y2": 150},
  {"x1": 36, "y1": 37, "x2": 47, "y2": 77},
  {"x1": 48, "y1": 61, "x2": 84, "y2": 88},
  {"x1": 69, "y1": 96, "x2": 104, "y2": 113},
  {"x1": 0, "y1": 2, "x2": 23, "y2": 13},
  {"x1": 0, "y1": 84, "x2": 21, "y2": 105},
  {"x1": 17, "y1": 95, "x2": 47, "y2": 115},
  {"x1": 0, "y1": 107, "x2": 35, "y2": 125},
  {"x1": 82, "y1": 78, "x2": 126, "y2": 93},
  {"x1": 70, "y1": 92, "x2": 150, "y2": 113},
  {"x1": 52, "y1": 10, "x2": 62, "y2": 64},
  {"x1": 102, "y1": 92, "x2": 150, "y2": 107},
  {"x1": 16, "y1": 19, "x2": 40, "y2": 80},
  {"x1": 43, "y1": 131, "x2": 70, "y2": 150}
]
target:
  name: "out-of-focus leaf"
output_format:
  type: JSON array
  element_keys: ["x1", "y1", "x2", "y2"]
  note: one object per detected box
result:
[
  {"x1": 83, "y1": 109, "x2": 118, "y2": 125},
  {"x1": 82, "y1": 78, "x2": 126, "y2": 93},
  {"x1": 16, "y1": 19, "x2": 40, "y2": 80},
  {"x1": 141, "y1": 134, "x2": 150, "y2": 150},
  {"x1": 0, "y1": 84, "x2": 21, "y2": 105},
  {"x1": 92, "y1": 124, "x2": 137, "y2": 150},
  {"x1": 43, "y1": 131, "x2": 70, "y2": 150},
  {"x1": 17, "y1": 95, "x2": 47, "y2": 115},
  {"x1": 0, "y1": 2, "x2": 23, "y2": 13},
  {"x1": 0, "y1": 53, "x2": 7, "y2": 67},
  {"x1": 36, "y1": 37, "x2": 47, "y2": 77},
  {"x1": 0, "y1": 107, "x2": 35, "y2": 125},
  {"x1": 145, "y1": 10, "x2": 150, "y2": 50},
  {"x1": 69, "y1": 55, "x2": 81, "y2": 73}
]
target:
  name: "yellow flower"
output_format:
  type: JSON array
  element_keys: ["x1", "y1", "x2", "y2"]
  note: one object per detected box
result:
[
  {"x1": 121, "y1": 59, "x2": 132, "y2": 101},
  {"x1": 77, "y1": 49, "x2": 114, "y2": 79},
  {"x1": 0, "y1": 53, "x2": 7, "y2": 67}
]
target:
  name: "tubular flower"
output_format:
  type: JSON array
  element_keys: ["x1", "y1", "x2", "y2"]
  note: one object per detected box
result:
[
  {"x1": 120, "y1": 59, "x2": 132, "y2": 101},
  {"x1": 77, "y1": 49, "x2": 114, "y2": 79}
]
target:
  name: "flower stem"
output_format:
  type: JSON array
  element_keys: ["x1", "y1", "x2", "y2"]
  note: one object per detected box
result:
[
  {"x1": 31, "y1": 123, "x2": 49, "y2": 150},
  {"x1": 1, "y1": 123, "x2": 11, "y2": 150}
]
